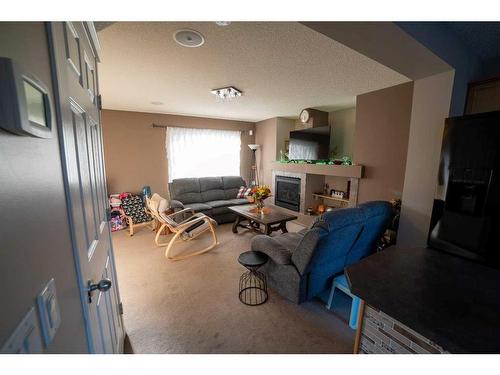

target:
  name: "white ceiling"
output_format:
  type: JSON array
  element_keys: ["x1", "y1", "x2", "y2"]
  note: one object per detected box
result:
[{"x1": 98, "y1": 22, "x2": 410, "y2": 122}]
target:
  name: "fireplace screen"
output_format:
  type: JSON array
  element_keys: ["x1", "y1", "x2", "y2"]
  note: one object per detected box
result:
[{"x1": 275, "y1": 176, "x2": 301, "y2": 212}]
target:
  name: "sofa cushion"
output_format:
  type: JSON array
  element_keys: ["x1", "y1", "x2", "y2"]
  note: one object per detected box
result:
[
  {"x1": 170, "y1": 178, "x2": 202, "y2": 204},
  {"x1": 222, "y1": 176, "x2": 246, "y2": 199},
  {"x1": 224, "y1": 188, "x2": 239, "y2": 200},
  {"x1": 199, "y1": 177, "x2": 224, "y2": 191},
  {"x1": 184, "y1": 202, "x2": 212, "y2": 213},
  {"x1": 226, "y1": 198, "x2": 249, "y2": 206},
  {"x1": 199, "y1": 177, "x2": 226, "y2": 201},
  {"x1": 201, "y1": 189, "x2": 226, "y2": 202},
  {"x1": 206, "y1": 200, "x2": 231, "y2": 209}
]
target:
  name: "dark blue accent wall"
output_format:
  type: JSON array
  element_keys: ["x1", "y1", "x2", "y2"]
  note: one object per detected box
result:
[{"x1": 396, "y1": 22, "x2": 480, "y2": 117}]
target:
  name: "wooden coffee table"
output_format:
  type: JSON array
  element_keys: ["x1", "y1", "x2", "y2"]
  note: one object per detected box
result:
[{"x1": 228, "y1": 204, "x2": 298, "y2": 235}]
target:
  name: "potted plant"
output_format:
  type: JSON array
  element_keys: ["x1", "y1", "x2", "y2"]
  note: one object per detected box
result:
[{"x1": 250, "y1": 185, "x2": 271, "y2": 213}]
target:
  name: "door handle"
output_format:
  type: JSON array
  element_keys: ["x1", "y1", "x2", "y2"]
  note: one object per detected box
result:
[{"x1": 87, "y1": 278, "x2": 112, "y2": 303}]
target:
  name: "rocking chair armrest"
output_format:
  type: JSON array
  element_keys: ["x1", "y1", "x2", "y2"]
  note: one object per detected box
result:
[
  {"x1": 178, "y1": 212, "x2": 213, "y2": 225},
  {"x1": 176, "y1": 215, "x2": 211, "y2": 230}
]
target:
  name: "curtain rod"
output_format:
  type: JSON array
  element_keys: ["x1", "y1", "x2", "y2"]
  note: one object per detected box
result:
[{"x1": 152, "y1": 123, "x2": 249, "y2": 133}]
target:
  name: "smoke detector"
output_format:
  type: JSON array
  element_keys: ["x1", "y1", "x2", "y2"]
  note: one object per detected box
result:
[{"x1": 173, "y1": 29, "x2": 205, "y2": 48}]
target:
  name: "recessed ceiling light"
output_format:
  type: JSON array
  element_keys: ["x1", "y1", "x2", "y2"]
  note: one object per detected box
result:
[
  {"x1": 173, "y1": 29, "x2": 205, "y2": 48},
  {"x1": 215, "y1": 21, "x2": 231, "y2": 26},
  {"x1": 151, "y1": 101, "x2": 164, "y2": 105}
]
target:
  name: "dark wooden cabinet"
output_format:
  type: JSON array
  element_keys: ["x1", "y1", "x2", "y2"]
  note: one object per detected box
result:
[{"x1": 465, "y1": 77, "x2": 500, "y2": 114}]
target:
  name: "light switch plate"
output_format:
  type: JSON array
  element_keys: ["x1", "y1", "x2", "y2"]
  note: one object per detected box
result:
[
  {"x1": 1, "y1": 307, "x2": 43, "y2": 353},
  {"x1": 36, "y1": 278, "x2": 61, "y2": 346}
]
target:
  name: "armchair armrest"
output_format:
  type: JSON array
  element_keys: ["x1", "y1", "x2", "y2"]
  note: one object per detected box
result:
[{"x1": 251, "y1": 235, "x2": 293, "y2": 265}]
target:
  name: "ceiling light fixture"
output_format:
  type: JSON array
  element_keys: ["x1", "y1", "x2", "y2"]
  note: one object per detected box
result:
[
  {"x1": 173, "y1": 29, "x2": 205, "y2": 48},
  {"x1": 215, "y1": 21, "x2": 231, "y2": 26},
  {"x1": 211, "y1": 86, "x2": 242, "y2": 102}
]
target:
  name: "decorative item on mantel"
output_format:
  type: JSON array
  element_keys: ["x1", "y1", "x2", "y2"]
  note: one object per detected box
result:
[
  {"x1": 278, "y1": 155, "x2": 353, "y2": 165},
  {"x1": 250, "y1": 185, "x2": 271, "y2": 214},
  {"x1": 279, "y1": 149, "x2": 289, "y2": 163}
]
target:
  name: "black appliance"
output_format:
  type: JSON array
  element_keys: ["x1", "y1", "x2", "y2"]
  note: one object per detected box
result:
[
  {"x1": 428, "y1": 110, "x2": 500, "y2": 269},
  {"x1": 288, "y1": 125, "x2": 330, "y2": 161}
]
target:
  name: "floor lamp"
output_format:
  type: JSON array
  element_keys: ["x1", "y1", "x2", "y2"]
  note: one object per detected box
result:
[{"x1": 248, "y1": 144, "x2": 260, "y2": 187}]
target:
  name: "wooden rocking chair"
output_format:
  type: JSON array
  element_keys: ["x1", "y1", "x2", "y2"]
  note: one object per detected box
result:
[{"x1": 146, "y1": 195, "x2": 218, "y2": 261}]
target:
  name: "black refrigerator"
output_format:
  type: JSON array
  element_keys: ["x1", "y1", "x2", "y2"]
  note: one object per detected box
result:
[{"x1": 429, "y1": 110, "x2": 500, "y2": 269}]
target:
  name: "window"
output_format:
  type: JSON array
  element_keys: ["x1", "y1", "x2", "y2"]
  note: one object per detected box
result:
[{"x1": 166, "y1": 126, "x2": 241, "y2": 181}]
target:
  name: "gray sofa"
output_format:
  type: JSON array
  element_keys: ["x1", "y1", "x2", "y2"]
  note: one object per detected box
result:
[{"x1": 168, "y1": 176, "x2": 249, "y2": 224}]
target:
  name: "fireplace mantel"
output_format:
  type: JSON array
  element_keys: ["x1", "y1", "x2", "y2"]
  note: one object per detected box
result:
[
  {"x1": 271, "y1": 162, "x2": 363, "y2": 179},
  {"x1": 271, "y1": 162, "x2": 362, "y2": 214}
]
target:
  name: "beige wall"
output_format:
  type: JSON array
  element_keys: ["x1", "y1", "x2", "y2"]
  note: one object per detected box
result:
[
  {"x1": 255, "y1": 118, "x2": 278, "y2": 187},
  {"x1": 397, "y1": 71, "x2": 454, "y2": 247},
  {"x1": 353, "y1": 82, "x2": 414, "y2": 203},
  {"x1": 254, "y1": 117, "x2": 296, "y2": 187},
  {"x1": 101, "y1": 110, "x2": 255, "y2": 197},
  {"x1": 276, "y1": 117, "x2": 295, "y2": 160},
  {"x1": 329, "y1": 107, "x2": 356, "y2": 158}
]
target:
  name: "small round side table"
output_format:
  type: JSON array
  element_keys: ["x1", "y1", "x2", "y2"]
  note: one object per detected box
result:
[{"x1": 238, "y1": 251, "x2": 269, "y2": 306}]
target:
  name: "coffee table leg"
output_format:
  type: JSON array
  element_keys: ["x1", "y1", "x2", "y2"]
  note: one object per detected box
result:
[
  {"x1": 280, "y1": 221, "x2": 288, "y2": 233},
  {"x1": 232, "y1": 215, "x2": 241, "y2": 233}
]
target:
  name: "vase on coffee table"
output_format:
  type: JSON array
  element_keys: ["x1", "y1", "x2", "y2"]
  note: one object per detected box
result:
[{"x1": 255, "y1": 198, "x2": 265, "y2": 214}]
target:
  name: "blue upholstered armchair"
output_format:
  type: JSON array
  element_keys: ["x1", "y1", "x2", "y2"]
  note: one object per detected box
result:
[{"x1": 250, "y1": 201, "x2": 392, "y2": 303}]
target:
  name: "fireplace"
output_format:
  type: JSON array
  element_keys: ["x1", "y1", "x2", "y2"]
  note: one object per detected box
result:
[{"x1": 275, "y1": 176, "x2": 301, "y2": 212}]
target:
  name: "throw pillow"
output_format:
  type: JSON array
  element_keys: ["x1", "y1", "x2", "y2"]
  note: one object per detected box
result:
[{"x1": 236, "y1": 186, "x2": 248, "y2": 198}]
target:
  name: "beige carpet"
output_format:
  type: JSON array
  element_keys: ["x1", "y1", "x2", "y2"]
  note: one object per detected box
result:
[{"x1": 112, "y1": 222, "x2": 355, "y2": 353}]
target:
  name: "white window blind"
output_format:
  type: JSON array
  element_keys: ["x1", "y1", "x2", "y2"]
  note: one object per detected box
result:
[{"x1": 166, "y1": 126, "x2": 241, "y2": 182}]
